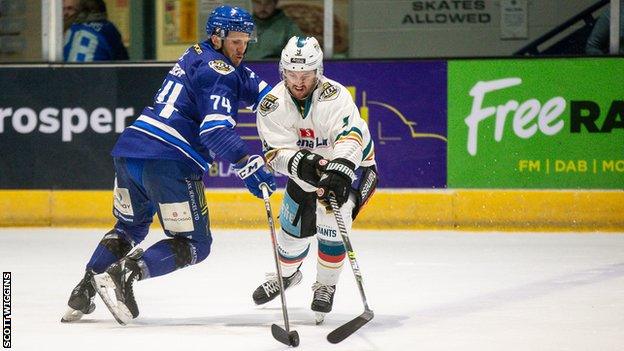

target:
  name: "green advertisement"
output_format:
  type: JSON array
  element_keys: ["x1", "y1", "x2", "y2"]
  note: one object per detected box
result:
[{"x1": 448, "y1": 58, "x2": 624, "y2": 189}]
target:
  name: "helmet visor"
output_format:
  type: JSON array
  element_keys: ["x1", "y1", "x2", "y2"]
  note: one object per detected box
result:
[
  {"x1": 215, "y1": 28, "x2": 257, "y2": 44},
  {"x1": 283, "y1": 69, "x2": 317, "y2": 83}
]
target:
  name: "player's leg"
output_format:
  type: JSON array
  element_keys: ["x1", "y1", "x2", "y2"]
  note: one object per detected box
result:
[
  {"x1": 93, "y1": 159, "x2": 211, "y2": 324},
  {"x1": 62, "y1": 157, "x2": 155, "y2": 323},
  {"x1": 312, "y1": 165, "x2": 378, "y2": 322},
  {"x1": 252, "y1": 180, "x2": 316, "y2": 305},
  {"x1": 61, "y1": 229, "x2": 136, "y2": 323},
  {"x1": 252, "y1": 230, "x2": 308, "y2": 305},
  {"x1": 139, "y1": 159, "x2": 212, "y2": 278},
  {"x1": 311, "y1": 195, "x2": 354, "y2": 319}
]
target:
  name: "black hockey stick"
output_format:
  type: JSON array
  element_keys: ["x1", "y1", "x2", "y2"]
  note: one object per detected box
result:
[
  {"x1": 260, "y1": 184, "x2": 300, "y2": 347},
  {"x1": 326, "y1": 195, "x2": 374, "y2": 344}
]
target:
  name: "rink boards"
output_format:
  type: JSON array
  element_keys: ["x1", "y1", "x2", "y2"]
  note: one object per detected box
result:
[{"x1": 1, "y1": 189, "x2": 622, "y2": 231}]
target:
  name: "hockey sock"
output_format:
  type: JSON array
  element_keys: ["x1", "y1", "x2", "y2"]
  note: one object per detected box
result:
[
  {"x1": 316, "y1": 237, "x2": 346, "y2": 285},
  {"x1": 86, "y1": 229, "x2": 133, "y2": 274},
  {"x1": 279, "y1": 245, "x2": 309, "y2": 277},
  {"x1": 140, "y1": 237, "x2": 211, "y2": 278}
]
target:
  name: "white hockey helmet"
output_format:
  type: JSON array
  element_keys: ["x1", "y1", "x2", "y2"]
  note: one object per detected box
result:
[{"x1": 279, "y1": 36, "x2": 324, "y2": 79}]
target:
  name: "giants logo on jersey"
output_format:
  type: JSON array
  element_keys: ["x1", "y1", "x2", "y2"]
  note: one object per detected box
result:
[
  {"x1": 319, "y1": 82, "x2": 339, "y2": 101},
  {"x1": 259, "y1": 94, "x2": 279, "y2": 116},
  {"x1": 316, "y1": 225, "x2": 337, "y2": 238}
]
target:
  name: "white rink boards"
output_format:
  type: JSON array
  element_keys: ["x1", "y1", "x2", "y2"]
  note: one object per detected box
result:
[{"x1": 1, "y1": 228, "x2": 623, "y2": 351}]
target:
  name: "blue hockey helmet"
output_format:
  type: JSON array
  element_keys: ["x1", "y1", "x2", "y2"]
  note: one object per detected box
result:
[{"x1": 206, "y1": 5, "x2": 256, "y2": 41}]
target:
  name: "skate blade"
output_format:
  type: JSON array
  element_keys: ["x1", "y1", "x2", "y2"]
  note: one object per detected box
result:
[
  {"x1": 61, "y1": 303, "x2": 95, "y2": 323},
  {"x1": 60, "y1": 308, "x2": 84, "y2": 323},
  {"x1": 92, "y1": 274, "x2": 133, "y2": 325},
  {"x1": 315, "y1": 312, "x2": 326, "y2": 325}
]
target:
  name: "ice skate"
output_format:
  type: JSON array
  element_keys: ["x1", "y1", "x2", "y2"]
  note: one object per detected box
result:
[
  {"x1": 61, "y1": 270, "x2": 96, "y2": 323},
  {"x1": 311, "y1": 282, "x2": 335, "y2": 325},
  {"x1": 252, "y1": 270, "x2": 302, "y2": 305},
  {"x1": 92, "y1": 249, "x2": 143, "y2": 325}
]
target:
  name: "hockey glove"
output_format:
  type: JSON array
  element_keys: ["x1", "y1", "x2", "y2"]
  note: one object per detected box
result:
[
  {"x1": 234, "y1": 155, "x2": 276, "y2": 199},
  {"x1": 288, "y1": 149, "x2": 328, "y2": 186},
  {"x1": 315, "y1": 158, "x2": 356, "y2": 208}
]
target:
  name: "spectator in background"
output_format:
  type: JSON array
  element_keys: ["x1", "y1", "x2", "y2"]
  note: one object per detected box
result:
[
  {"x1": 586, "y1": 8, "x2": 624, "y2": 55},
  {"x1": 63, "y1": 0, "x2": 80, "y2": 32},
  {"x1": 245, "y1": 0, "x2": 304, "y2": 60},
  {"x1": 63, "y1": 0, "x2": 129, "y2": 61}
]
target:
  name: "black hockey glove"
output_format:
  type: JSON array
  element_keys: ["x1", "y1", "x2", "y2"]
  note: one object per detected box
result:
[
  {"x1": 315, "y1": 158, "x2": 356, "y2": 208},
  {"x1": 288, "y1": 149, "x2": 328, "y2": 186}
]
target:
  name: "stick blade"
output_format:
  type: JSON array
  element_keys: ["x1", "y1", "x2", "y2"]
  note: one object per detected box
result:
[
  {"x1": 327, "y1": 310, "x2": 374, "y2": 344},
  {"x1": 271, "y1": 324, "x2": 300, "y2": 347}
]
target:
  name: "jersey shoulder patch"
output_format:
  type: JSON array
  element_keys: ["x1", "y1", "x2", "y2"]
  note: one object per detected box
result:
[
  {"x1": 318, "y1": 82, "x2": 340, "y2": 101},
  {"x1": 208, "y1": 60, "x2": 235, "y2": 75},
  {"x1": 193, "y1": 44, "x2": 203, "y2": 54},
  {"x1": 258, "y1": 94, "x2": 279, "y2": 116}
]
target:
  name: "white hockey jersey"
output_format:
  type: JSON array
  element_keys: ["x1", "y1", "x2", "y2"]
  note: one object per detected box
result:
[{"x1": 257, "y1": 76, "x2": 375, "y2": 192}]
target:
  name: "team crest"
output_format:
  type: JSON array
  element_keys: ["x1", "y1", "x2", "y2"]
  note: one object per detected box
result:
[
  {"x1": 193, "y1": 44, "x2": 203, "y2": 54},
  {"x1": 259, "y1": 94, "x2": 279, "y2": 116},
  {"x1": 208, "y1": 60, "x2": 234, "y2": 75},
  {"x1": 319, "y1": 82, "x2": 339, "y2": 101}
]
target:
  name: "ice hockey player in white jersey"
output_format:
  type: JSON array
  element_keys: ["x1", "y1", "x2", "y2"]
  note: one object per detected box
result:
[{"x1": 252, "y1": 36, "x2": 378, "y2": 323}]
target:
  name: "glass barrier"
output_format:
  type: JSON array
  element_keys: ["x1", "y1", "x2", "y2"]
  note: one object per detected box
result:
[
  {"x1": 0, "y1": 0, "x2": 621, "y2": 63},
  {"x1": 0, "y1": 0, "x2": 42, "y2": 62}
]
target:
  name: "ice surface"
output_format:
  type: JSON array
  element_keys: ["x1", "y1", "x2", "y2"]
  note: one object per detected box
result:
[{"x1": 1, "y1": 228, "x2": 624, "y2": 350}]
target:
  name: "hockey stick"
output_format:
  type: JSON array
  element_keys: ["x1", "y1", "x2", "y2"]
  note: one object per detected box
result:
[
  {"x1": 326, "y1": 195, "x2": 374, "y2": 344},
  {"x1": 260, "y1": 184, "x2": 300, "y2": 347}
]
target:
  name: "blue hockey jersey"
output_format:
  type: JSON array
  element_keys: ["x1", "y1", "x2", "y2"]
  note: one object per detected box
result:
[
  {"x1": 64, "y1": 20, "x2": 129, "y2": 61},
  {"x1": 111, "y1": 41, "x2": 270, "y2": 173}
]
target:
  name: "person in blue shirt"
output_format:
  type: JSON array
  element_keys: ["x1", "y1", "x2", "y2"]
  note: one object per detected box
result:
[
  {"x1": 63, "y1": 0, "x2": 128, "y2": 61},
  {"x1": 61, "y1": 5, "x2": 276, "y2": 325}
]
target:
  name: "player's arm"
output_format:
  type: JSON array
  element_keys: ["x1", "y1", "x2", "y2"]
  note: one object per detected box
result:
[
  {"x1": 241, "y1": 66, "x2": 273, "y2": 112},
  {"x1": 257, "y1": 99, "x2": 327, "y2": 187},
  {"x1": 331, "y1": 95, "x2": 369, "y2": 166},
  {"x1": 196, "y1": 72, "x2": 275, "y2": 198},
  {"x1": 317, "y1": 94, "x2": 371, "y2": 206}
]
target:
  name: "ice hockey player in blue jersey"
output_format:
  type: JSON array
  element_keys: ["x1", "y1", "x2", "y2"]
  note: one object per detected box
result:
[
  {"x1": 61, "y1": 5, "x2": 276, "y2": 325},
  {"x1": 63, "y1": 0, "x2": 128, "y2": 62}
]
